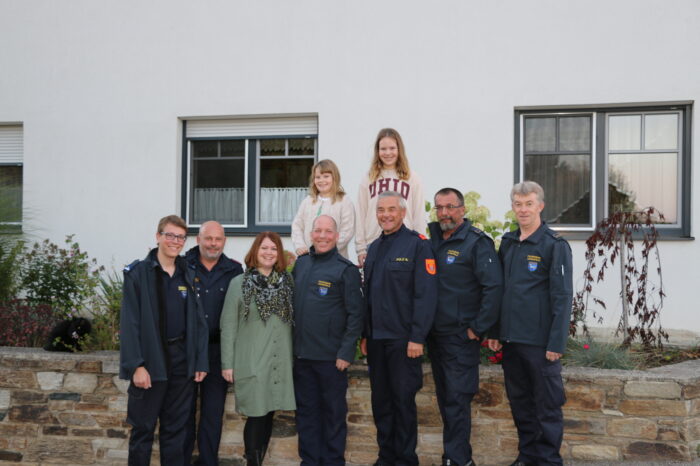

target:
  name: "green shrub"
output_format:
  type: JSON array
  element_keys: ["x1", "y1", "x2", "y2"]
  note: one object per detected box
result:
[
  {"x1": 82, "y1": 270, "x2": 122, "y2": 351},
  {"x1": 19, "y1": 235, "x2": 104, "y2": 317},
  {"x1": 563, "y1": 338, "x2": 643, "y2": 370},
  {"x1": 0, "y1": 238, "x2": 23, "y2": 302}
]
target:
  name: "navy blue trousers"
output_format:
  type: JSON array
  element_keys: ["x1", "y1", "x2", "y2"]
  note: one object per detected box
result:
[
  {"x1": 293, "y1": 358, "x2": 348, "y2": 466},
  {"x1": 428, "y1": 334, "x2": 480, "y2": 466},
  {"x1": 184, "y1": 342, "x2": 228, "y2": 466},
  {"x1": 127, "y1": 340, "x2": 194, "y2": 466},
  {"x1": 367, "y1": 338, "x2": 423, "y2": 466},
  {"x1": 502, "y1": 342, "x2": 566, "y2": 466}
]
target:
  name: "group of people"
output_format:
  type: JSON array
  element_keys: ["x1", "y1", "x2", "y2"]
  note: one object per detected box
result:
[{"x1": 118, "y1": 128, "x2": 573, "y2": 466}]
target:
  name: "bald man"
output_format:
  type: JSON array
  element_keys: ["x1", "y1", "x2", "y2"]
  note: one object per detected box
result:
[
  {"x1": 184, "y1": 221, "x2": 243, "y2": 466},
  {"x1": 292, "y1": 215, "x2": 363, "y2": 466}
]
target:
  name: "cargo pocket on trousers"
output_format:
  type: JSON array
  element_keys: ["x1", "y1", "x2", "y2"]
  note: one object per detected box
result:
[{"x1": 541, "y1": 362, "x2": 566, "y2": 408}]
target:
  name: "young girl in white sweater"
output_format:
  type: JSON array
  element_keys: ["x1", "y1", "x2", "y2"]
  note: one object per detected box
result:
[
  {"x1": 355, "y1": 128, "x2": 427, "y2": 266},
  {"x1": 291, "y1": 159, "x2": 355, "y2": 259}
]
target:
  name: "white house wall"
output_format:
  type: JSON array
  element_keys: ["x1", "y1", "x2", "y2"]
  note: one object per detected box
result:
[{"x1": 1, "y1": 1, "x2": 698, "y2": 335}]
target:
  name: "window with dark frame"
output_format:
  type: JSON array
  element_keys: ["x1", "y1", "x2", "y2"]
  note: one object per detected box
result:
[
  {"x1": 0, "y1": 125, "x2": 23, "y2": 230},
  {"x1": 516, "y1": 103, "x2": 691, "y2": 237},
  {"x1": 183, "y1": 116, "x2": 317, "y2": 233}
]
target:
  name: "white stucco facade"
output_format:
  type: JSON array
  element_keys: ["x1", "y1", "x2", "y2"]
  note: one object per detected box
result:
[{"x1": 1, "y1": 1, "x2": 698, "y2": 336}]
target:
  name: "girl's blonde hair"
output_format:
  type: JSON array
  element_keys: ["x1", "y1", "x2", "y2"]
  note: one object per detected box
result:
[
  {"x1": 368, "y1": 128, "x2": 411, "y2": 182},
  {"x1": 309, "y1": 159, "x2": 345, "y2": 202}
]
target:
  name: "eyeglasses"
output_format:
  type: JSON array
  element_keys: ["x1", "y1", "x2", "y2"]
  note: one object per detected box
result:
[
  {"x1": 433, "y1": 204, "x2": 464, "y2": 212},
  {"x1": 160, "y1": 232, "x2": 187, "y2": 243}
]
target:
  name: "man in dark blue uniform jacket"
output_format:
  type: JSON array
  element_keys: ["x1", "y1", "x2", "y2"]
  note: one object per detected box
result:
[
  {"x1": 361, "y1": 191, "x2": 437, "y2": 466},
  {"x1": 292, "y1": 214, "x2": 363, "y2": 466},
  {"x1": 184, "y1": 221, "x2": 243, "y2": 466},
  {"x1": 120, "y1": 215, "x2": 209, "y2": 466},
  {"x1": 487, "y1": 181, "x2": 573, "y2": 466},
  {"x1": 428, "y1": 188, "x2": 503, "y2": 466}
]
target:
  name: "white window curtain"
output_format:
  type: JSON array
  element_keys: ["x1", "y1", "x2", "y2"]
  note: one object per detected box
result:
[
  {"x1": 192, "y1": 188, "x2": 245, "y2": 225},
  {"x1": 259, "y1": 188, "x2": 307, "y2": 223}
]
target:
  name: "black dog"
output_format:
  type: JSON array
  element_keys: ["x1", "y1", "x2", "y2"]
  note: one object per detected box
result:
[{"x1": 43, "y1": 317, "x2": 92, "y2": 352}]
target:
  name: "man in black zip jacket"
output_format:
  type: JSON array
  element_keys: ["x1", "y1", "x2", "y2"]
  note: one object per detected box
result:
[
  {"x1": 428, "y1": 188, "x2": 503, "y2": 466},
  {"x1": 292, "y1": 215, "x2": 363, "y2": 466},
  {"x1": 184, "y1": 221, "x2": 243, "y2": 466},
  {"x1": 361, "y1": 191, "x2": 437, "y2": 466},
  {"x1": 487, "y1": 181, "x2": 573, "y2": 466},
  {"x1": 120, "y1": 215, "x2": 209, "y2": 466}
]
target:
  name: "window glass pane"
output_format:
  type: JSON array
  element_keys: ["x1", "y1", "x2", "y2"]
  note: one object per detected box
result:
[
  {"x1": 608, "y1": 152, "x2": 677, "y2": 223},
  {"x1": 220, "y1": 140, "x2": 245, "y2": 158},
  {"x1": 258, "y1": 158, "x2": 314, "y2": 223},
  {"x1": 524, "y1": 117, "x2": 556, "y2": 152},
  {"x1": 260, "y1": 139, "x2": 286, "y2": 156},
  {"x1": 190, "y1": 159, "x2": 245, "y2": 225},
  {"x1": 524, "y1": 154, "x2": 591, "y2": 225},
  {"x1": 192, "y1": 140, "x2": 218, "y2": 158},
  {"x1": 288, "y1": 138, "x2": 316, "y2": 156},
  {"x1": 559, "y1": 116, "x2": 591, "y2": 151},
  {"x1": 644, "y1": 114, "x2": 678, "y2": 150},
  {"x1": 0, "y1": 166, "x2": 22, "y2": 224},
  {"x1": 609, "y1": 115, "x2": 641, "y2": 151}
]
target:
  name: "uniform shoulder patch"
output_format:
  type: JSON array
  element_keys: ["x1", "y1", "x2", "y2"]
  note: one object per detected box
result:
[
  {"x1": 545, "y1": 229, "x2": 565, "y2": 240},
  {"x1": 470, "y1": 225, "x2": 485, "y2": 236},
  {"x1": 418, "y1": 233, "x2": 428, "y2": 240},
  {"x1": 425, "y1": 258, "x2": 436, "y2": 275},
  {"x1": 123, "y1": 259, "x2": 140, "y2": 273}
]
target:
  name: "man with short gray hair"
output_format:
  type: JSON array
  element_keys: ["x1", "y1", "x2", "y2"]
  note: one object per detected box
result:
[
  {"x1": 488, "y1": 181, "x2": 573, "y2": 466},
  {"x1": 184, "y1": 221, "x2": 243, "y2": 466},
  {"x1": 361, "y1": 191, "x2": 437, "y2": 466}
]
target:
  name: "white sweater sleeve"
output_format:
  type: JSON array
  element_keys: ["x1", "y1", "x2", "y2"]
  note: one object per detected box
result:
[
  {"x1": 408, "y1": 172, "x2": 428, "y2": 235},
  {"x1": 336, "y1": 196, "x2": 356, "y2": 254},
  {"x1": 291, "y1": 196, "x2": 311, "y2": 251},
  {"x1": 354, "y1": 177, "x2": 370, "y2": 256}
]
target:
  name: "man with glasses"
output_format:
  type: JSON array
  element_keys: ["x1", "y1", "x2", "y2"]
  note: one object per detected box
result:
[
  {"x1": 427, "y1": 188, "x2": 503, "y2": 466},
  {"x1": 120, "y1": 215, "x2": 209, "y2": 465},
  {"x1": 184, "y1": 221, "x2": 243, "y2": 466}
]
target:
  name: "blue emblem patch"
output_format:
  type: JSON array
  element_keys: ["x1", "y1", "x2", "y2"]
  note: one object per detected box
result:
[
  {"x1": 528, "y1": 261, "x2": 538, "y2": 272},
  {"x1": 318, "y1": 287, "x2": 328, "y2": 296},
  {"x1": 446, "y1": 255, "x2": 456, "y2": 264},
  {"x1": 178, "y1": 286, "x2": 188, "y2": 299}
]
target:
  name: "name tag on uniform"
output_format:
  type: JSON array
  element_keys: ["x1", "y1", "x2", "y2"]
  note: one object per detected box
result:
[
  {"x1": 178, "y1": 285, "x2": 188, "y2": 298},
  {"x1": 527, "y1": 255, "x2": 541, "y2": 272},
  {"x1": 446, "y1": 250, "x2": 459, "y2": 264},
  {"x1": 317, "y1": 280, "x2": 331, "y2": 296}
]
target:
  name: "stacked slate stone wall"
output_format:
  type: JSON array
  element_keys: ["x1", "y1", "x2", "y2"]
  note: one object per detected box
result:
[{"x1": 0, "y1": 347, "x2": 699, "y2": 465}]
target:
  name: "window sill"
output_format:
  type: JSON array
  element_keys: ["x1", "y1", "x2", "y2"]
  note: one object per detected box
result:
[{"x1": 556, "y1": 231, "x2": 694, "y2": 241}]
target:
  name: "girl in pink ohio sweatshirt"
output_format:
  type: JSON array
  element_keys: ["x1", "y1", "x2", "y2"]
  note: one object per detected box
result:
[{"x1": 355, "y1": 128, "x2": 427, "y2": 266}]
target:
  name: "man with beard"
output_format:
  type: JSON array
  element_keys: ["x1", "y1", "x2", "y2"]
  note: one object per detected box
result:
[
  {"x1": 184, "y1": 221, "x2": 243, "y2": 466},
  {"x1": 427, "y1": 188, "x2": 503, "y2": 466}
]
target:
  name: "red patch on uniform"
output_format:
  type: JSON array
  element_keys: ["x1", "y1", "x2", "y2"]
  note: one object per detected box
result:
[
  {"x1": 425, "y1": 259, "x2": 436, "y2": 275},
  {"x1": 418, "y1": 234, "x2": 428, "y2": 240}
]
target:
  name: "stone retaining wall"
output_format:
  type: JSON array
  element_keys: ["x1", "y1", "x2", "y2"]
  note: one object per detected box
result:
[{"x1": 0, "y1": 347, "x2": 698, "y2": 464}]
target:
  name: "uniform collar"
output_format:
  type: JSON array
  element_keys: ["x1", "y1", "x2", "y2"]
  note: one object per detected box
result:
[
  {"x1": 428, "y1": 218, "x2": 471, "y2": 243},
  {"x1": 515, "y1": 222, "x2": 548, "y2": 244},
  {"x1": 185, "y1": 245, "x2": 235, "y2": 272},
  {"x1": 380, "y1": 224, "x2": 408, "y2": 240},
  {"x1": 309, "y1": 245, "x2": 338, "y2": 260}
]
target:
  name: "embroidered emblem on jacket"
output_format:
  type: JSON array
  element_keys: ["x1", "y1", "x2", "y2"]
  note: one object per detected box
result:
[{"x1": 426, "y1": 259, "x2": 436, "y2": 275}]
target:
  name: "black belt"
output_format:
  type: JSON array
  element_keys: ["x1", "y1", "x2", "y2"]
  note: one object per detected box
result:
[{"x1": 166, "y1": 335, "x2": 185, "y2": 344}]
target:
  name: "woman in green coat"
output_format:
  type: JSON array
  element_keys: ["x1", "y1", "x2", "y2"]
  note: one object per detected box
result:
[{"x1": 221, "y1": 231, "x2": 296, "y2": 466}]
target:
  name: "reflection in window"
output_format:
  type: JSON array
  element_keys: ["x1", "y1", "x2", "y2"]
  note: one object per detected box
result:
[
  {"x1": 608, "y1": 112, "x2": 680, "y2": 223},
  {"x1": 523, "y1": 114, "x2": 592, "y2": 226}
]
